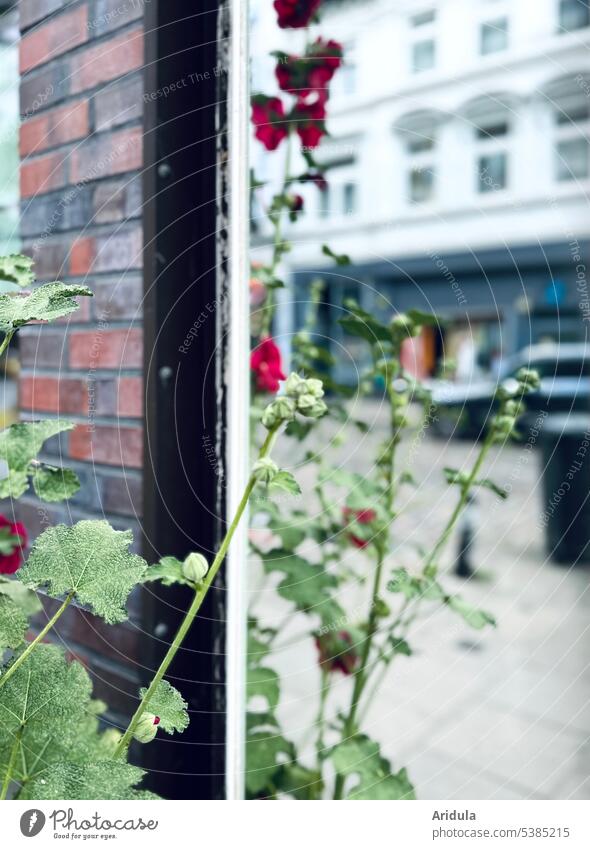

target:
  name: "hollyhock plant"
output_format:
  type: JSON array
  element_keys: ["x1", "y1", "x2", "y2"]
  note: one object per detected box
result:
[
  {"x1": 251, "y1": 95, "x2": 289, "y2": 151},
  {"x1": 251, "y1": 336, "x2": 286, "y2": 393},
  {"x1": 0, "y1": 516, "x2": 28, "y2": 574},
  {"x1": 293, "y1": 98, "x2": 327, "y2": 149},
  {"x1": 274, "y1": 0, "x2": 322, "y2": 29},
  {"x1": 275, "y1": 39, "x2": 343, "y2": 100}
]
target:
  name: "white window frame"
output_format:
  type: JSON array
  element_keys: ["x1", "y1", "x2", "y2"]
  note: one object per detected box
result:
[{"x1": 553, "y1": 91, "x2": 590, "y2": 182}]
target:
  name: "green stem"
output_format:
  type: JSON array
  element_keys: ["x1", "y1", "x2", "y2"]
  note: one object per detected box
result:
[
  {"x1": 315, "y1": 669, "x2": 330, "y2": 770},
  {"x1": 0, "y1": 728, "x2": 21, "y2": 800},
  {"x1": 0, "y1": 592, "x2": 75, "y2": 692},
  {"x1": 114, "y1": 425, "x2": 281, "y2": 759},
  {"x1": 0, "y1": 331, "x2": 14, "y2": 360},
  {"x1": 423, "y1": 430, "x2": 494, "y2": 571}
]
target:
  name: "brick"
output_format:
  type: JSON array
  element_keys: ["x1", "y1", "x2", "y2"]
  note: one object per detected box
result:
[
  {"x1": 20, "y1": 63, "x2": 69, "y2": 118},
  {"x1": 92, "y1": 176, "x2": 142, "y2": 224},
  {"x1": 90, "y1": 0, "x2": 144, "y2": 36},
  {"x1": 118, "y1": 376, "x2": 142, "y2": 417},
  {"x1": 51, "y1": 602, "x2": 142, "y2": 663},
  {"x1": 19, "y1": 375, "x2": 59, "y2": 411},
  {"x1": 93, "y1": 74, "x2": 143, "y2": 131},
  {"x1": 102, "y1": 472, "x2": 143, "y2": 517},
  {"x1": 24, "y1": 237, "x2": 69, "y2": 277},
  {"x1": 69, "y1": 236, "x2": 95, "y2": 275},
  {"x1": 20, "y1": 189, "x2": 91, "y2": 238},
  {"x1": 20, "y1": 0, "x2": 67, "y2": 30},
  {"x1": 20, "y1": 6, "x2": 88, "y2": 74},
  {"x1": 69, "y1": 423, "x2": 143, "y2": 468},
  {"x1": 70, "y1": 126, "x2": 142, "y2": 183},
  {"x1": 70, "y1": 27, "x2": 143, "y2": 94},
  {"x1": 20, "y1": 149, "x2": 67, "y2": 197},
  {"x1": 19, "y1": 329, "x2": 67, "y2": 368},
  {"x1": 20, "y1": 99, "x2": 89, "y2": 156},
  {"x1": 93, "y1": 275, "x2": 142, "y2": 319},
  {"x1": 93, "y1": 377, "x2": 117, "y2": 415},
  {"x1": 69, "y1": 327, "x2": 143, "y2": 369},
  {"x1": 69, "y1": 227, "x2": 143, "y2": 274}
]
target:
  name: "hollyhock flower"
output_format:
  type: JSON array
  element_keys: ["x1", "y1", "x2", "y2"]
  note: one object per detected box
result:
[
  {"x1": 251, "y1": 337, "x2": 286, "y2": 393},
  {"x1": 0, "y1": 516, "x2": 28, "y2": 575},
  {"x1": 316, "y1": 630, "x2": 359, "y2": 675},
  {"x1": 293, "y1": 98, "x2": 327, "y2": 149},
  {"x1": 274, "y1": 0, "x2": 322, "y2": 29},
  {"x1": 251, "y1": 95, "x2": 289, "y2": 151},
  {"x1": 290, "y1": 193, "x2": 304, "y2": 213},
  {"x1": 275, "y1": 39, "x2": 343, "y2": 100},
  {"x1": 250, "y1": 276, "x2": 267, "y2": 308},
  {"x1": 343, "y1": 506, "x2": 377, "y2": 549}
]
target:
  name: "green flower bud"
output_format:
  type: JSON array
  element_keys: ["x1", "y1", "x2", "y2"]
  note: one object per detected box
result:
[
  {"x1": 253, "y1": 457, "x2": 279, "y2": 483},
  {"x1": 285, "y1": 373, "x2": 307, "y2": 397},
  {"x1": 133, "y1": 713, "x2": 160, "y2": 744},
  {"x1": 515, "y1": 368, "x2": 541, "y2": 392},
  {"x1": 298, "y1": 398, "x2": 328, "y2": 419},
  {"x1": 306, "y1": 378, "x2": 324, "y2": 398},
  {"x1": 390, "y1": 313, "x2": 421, "y2": 340},
  {"x1": 182, "y1": 552, "x2": 209, "y2": 583},
  {"x1": 261, "y1": 396, "x2": 296, "y2": 429},
  {"x1": 492, "y1": 414, "x2": 516, "y2": 439}
]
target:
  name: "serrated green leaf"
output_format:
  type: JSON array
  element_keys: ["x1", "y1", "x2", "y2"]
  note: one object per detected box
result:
[
  {"x1": 0, "y1": 595, "x2": 28, "y2": 651},
  {"x1": 31, "y1": 465, "x2": 80, "y2": 502},
  {"x1": 0, "y1": 420, "x2": 74, "y2": 471},
  {"x1": 262, "y1": 549, "x2": 342, "y2": 626},
  {"x1": 0, "y1": 255, "x2": 34, "y2": 289},
  {"x1": 269, "y1": 470, "x2": 301, "y2": 496},
  {"x1": 247, "y1": 666, "x2": 280, "y2": 712},
  {"x1": 22, "y1": 762, "x2": 158, "y2": 801},
  {"x1": 138, "y1": 680, "x2": 189, "y2": 735},
  {"x1": 246, "y1": 732, "x2": 294, "y2": 796},
  {"x1": 446, "y1": 595, "x2": 496, "y2": 630},
  {"x1": 330, "y1": 734, "x2": 415, "y2": 800},
  {"x1": 0, "y1": 577, "x2": 41, "y2": 617},
  {"x1": 0, "y1": 283, "x2": 92, "y2": 331},
  {"x1": 18, "y1": 520, "x2": 147, "y2": 624},
  {"x1": 143, "y1": 556, "x2": 194, "y2": 587},
  {"x1": 0, "y1": 470, "x2": 29, "y2": 499}
]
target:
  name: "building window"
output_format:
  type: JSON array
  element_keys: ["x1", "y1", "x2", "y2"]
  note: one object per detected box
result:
[
  {"x1": 410, "y1": 9, "x2": 436, "y2": 73},
  {"x1": 405, "y1": 130, "x2": 436, "y2": 203},
  {"x1": 559, "y1": 0, "x2": 590, "y2": 32},
  {"x1": 343, "y1": 182, "x2": 357, "y2": 214},
  {"x1": 553, "y1": 94, "x2": 590, "y2": 181},
  {"x1": 319, "y1": 186, "x2": 331, "y2": 218},
  {"x1": 474, "y1": 113, "x2": 510, "y2": 194},
  {"x1": 0, "y1": 6, "x2": 20, "y2": 256},
  {"x1": 480, "y1": 17, "x2": 509, "y2": 54}
]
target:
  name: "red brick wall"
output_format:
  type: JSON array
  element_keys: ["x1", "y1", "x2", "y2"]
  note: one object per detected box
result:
[{"x1": 17, "y1": 0, "x2": 146, "y2": 716}]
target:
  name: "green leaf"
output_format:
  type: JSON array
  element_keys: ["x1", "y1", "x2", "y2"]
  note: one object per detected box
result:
[
  {"x1": 322, "y1": 244, "x2": 351, "y2": 266},
  {"x1": 0, "y1": 471, "x2": 29, "y2": 500},
  {"x1": 30, "y1": 465, "x2": 80, "y2": 502},
  {"x1": 138, "y1": 680, "x2": 189, "y2": 735},
  {"x1": 18, "y1": 520, "x2": 147, "y2": 624},
  {"x1": 0, "y1": 595, "x2": 28, "y2": 651},
  {"x1": 247, "y1": 666, "x2": 280, "y2": 712},
  {"x1": 0, "y1": 283, "x2": 92, "y2": 331},
  {"x1": 262, "y1": 549, "x2": 342, "y2": 626},
  {"x1": 23, "y1": 762, "x2": 158, "y2": 801},
  {"x1": 446, "y1": 596, "x2": 496, "y2": 630},
  {"x1": 0, "y1": 526, "x2": 25, "y2": 556},
  {"x1": 0, "y1": 420, "x2": 74, "y2": 471},
  {"x1": 143, "y1": 555, "x2": 194, "y2": 588},
  {"x1": 0, "y1": 255, "x2": 34, "y2": 289},
  {"x1": 246, "y1": 732, "x2": 294, "y2": 796},
  {"x1": 268, "y1": 516, "x2": 306, "y2": 550},
  {"x1": 0, "y1": 576, "x2": 41, "y2": 617},
  {"x1": 475, "y1": 477, "x2": 509, "y2": 500},
  {"x1": 387, "y1": 568, "x2": 423, "y2": 600},
  {"x1": 406, "y1": 308, "x2": 441, "y2": 328},
  {"x1": 330, "y1": 734, "x2": 415, "y2": 800},
  {"x1": 274, "y1": 762, "x2": 323, "y2": 800},
  {"x1": 388, "y1": 636, "x2": 412, "y2": 657},
  {"x1": 269, "y1": 470, "x2": 301, "y2": 496}
]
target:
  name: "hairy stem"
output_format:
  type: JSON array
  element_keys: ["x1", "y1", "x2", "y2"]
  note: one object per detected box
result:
[
  {"x1": 0, "y1": 592, "x2": 75, "y2": 692},
  {"x1": 114, "y1": 425, "x2": 281, "y2": 758},
  {"x1": 0, "y1": 331, "x2": 14, "y2": 361}
]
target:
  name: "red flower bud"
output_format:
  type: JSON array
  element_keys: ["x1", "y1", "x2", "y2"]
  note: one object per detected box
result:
[
  {"x1": 250, "y1": 336, "x2": 286, "y2": 394},
  {"x1": 343, "y1": 507, "x2": 377, "y2": 549},
  {"x1": 273, "y1": 0, "x2": 322, "y2": 29},
  {"x1": 316, "y1": 630, "x2": 359, "y2": 675},
  {"x1": 251, "y1": 95, "x2": 289, "y2": 151}
]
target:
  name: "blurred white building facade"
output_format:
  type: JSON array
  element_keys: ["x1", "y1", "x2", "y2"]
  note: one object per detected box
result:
[{"x1": 251, "y1": 0, "x2": 590, "y2": 379}]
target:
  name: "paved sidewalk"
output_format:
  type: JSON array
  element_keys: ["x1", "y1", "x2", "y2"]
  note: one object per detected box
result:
[{"x1": 254, "y1": 405, "x2": 590, "y2": 799}]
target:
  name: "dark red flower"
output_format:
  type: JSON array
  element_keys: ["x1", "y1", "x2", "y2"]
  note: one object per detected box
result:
[
  {"x1": 343, "y1": 506, "x2": 377, "y2": 549},
  {"x1": 251, "y1": 336, "x2": 286, "y2": 393},
  {"x1": 290, "y1": 193, "x2": 304, "y2": 212},
  {"x1": 153, "y1": 716, "x2": 161, "y2": 726},
  {"x1": 251, "y1": 95, "x2": 289, "y2": 151},
  {"x1": 316, "y1": 630, "x2": 359, "y2": 675},
  {"x1": 274, "y1": 0, "x2": 322, "y2": 29},
  {"x1": 293, "y1": 98, "x2": 327, "y2": 149},
  {"x1": 0, "y1": 516, "x2": 28, "y2": 575},
  {"x1": 275, "y1": 39, "x2": 343, "y2": 101}
]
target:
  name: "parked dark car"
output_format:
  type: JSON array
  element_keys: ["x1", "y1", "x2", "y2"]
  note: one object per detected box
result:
[{"x1": 430, "y1": 344, "x2": 590, "y2": 439}]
